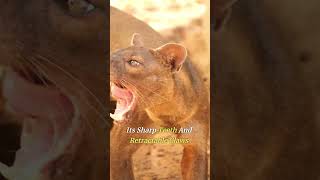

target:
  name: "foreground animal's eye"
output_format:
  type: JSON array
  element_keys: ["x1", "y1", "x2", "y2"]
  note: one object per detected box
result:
[
  {"x1": 127, "y1": 60, "x2": 141, "y2": 67},
  {"x1": 68, "y1": 0, "x2": 96, "y2": 16}
]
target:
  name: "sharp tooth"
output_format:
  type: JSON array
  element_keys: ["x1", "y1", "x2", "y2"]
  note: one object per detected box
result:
[{"x1": 110, "y1": 113, "x2": 124, "y2": 121}]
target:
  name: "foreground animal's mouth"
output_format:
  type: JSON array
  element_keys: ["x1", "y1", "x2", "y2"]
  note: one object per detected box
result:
[
  {"x1": 0, "y1": 65, "x2": 79, "y2": 179},
  {"x1": 110, "y1": 81, "x2": 136, "y2": 123}
]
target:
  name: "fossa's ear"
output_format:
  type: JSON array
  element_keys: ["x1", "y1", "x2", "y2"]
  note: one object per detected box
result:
[
  {"x1": 155, "y1": 43, "x2": 187, "y2": 72},
  {"x1": 131, "y1": 33, "x2": 144, "y2": 47},
  {"x1": 214, "y1": 0, "x2": 239, "y2": 31}
]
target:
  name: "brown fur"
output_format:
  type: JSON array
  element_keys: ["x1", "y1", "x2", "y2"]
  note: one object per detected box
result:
[
  {"x1": 0, "y1": 1, "x2": 108, "y2": 179},
  {"x1": 214, "y1": 0, "x2": 320, "y2": 179},
  {"x1": 110, "y1": 7, "x2": 209, "y2": 180}
]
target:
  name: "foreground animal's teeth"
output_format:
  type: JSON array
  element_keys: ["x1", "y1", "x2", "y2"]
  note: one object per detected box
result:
[
  {"x1": 0, "y1": 162, "x2": 10, "y2": 179},
  {"x1": 0, "y1": 162, "x2": 42, "y2": 180}
]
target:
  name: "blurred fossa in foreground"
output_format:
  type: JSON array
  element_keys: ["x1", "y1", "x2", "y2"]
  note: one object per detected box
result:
[
  {"x1": 214, "y1": 0, "x2": 320, "y2": 179},
  {"x1": 0, "y1": 0, "x2": 108, "y2": 179},
  {"x1": 110, "y1": 6, "x2": 209, "y2": 180}
]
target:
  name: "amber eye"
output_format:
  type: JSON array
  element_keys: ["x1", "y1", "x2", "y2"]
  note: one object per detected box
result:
[{"x1": 127, "y1": 60, "x2": 141, "y2": 67}]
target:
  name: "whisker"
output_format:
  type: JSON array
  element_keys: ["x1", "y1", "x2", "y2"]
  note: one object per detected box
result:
[
  {"x1": 121, "y1": 79, "x2": 161, "y2": 109},
  {"x1": 30, "y1": 57, "x2": 111, "y2": 132},
  {"x1": 31, "y1": 58, "x2": 104, "y2": 139},
  {"x1": 34, "y1": 54, "x2": 111, "y2": 128},
  {"x1": 35, "y1": 54, "x2": 107, "y2": 114},
  {"x1": 14, "y1": 56, "x2": 41, "y2": 85},
  {"x1": 123, "y1": 77, "x2": 170, "y2": 102},
  {"x1": 26, "y1": 57, "x2": 72, "y2": 147},
  {"x1": 0, "y1": 150, "x2": 18, "y2": 153},
  {"x1": 120, "y1": 79, "x2": 151, "y2": 108},
  {"x1": 12, "y1": 41, "x2": 110, "y2": 132}
]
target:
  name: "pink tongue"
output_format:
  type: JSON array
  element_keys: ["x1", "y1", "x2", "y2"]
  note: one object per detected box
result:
[
  {"x1": 111, "y1": 84, "x2": 133, "y2": 119},
  {"x1": 1, "y1": 69, "x2": 74, "y2": 167},
  {"x1": 111, "y1": 84, "x2": 133, "y2": 102}
]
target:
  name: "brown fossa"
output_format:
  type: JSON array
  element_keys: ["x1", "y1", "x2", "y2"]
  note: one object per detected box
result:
[{"x1": 110, "y1": 7, "x2": 210, "y2": 180}]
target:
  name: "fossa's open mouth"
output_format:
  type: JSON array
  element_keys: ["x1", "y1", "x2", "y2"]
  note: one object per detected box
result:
[
  {"x1": 110, "y1": 82, "x2": 136, "y2": 123},
  {"x1": 0, "y1": 65, "x2": 79, "y2": 179}
]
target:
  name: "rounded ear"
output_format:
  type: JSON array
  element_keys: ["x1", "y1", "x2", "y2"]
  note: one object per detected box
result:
[
  {"x1": 156, "y1": 43, "x2": 187, "y2": 72},
  {"x1": 131, "y1": 33, "x2": 144, "y2": 47}
]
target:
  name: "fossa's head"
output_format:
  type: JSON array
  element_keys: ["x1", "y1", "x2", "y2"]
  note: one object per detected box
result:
[{"x1": 110, "y1": 33, "x2": 187, "y2": 122}]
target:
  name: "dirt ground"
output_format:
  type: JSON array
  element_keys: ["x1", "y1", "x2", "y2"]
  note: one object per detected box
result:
[
  {"x1": 132, "y1": 132, "x2": 210, "y2": 179},
  {"x1": 111, "y1": 1, "x2": 210, "y2": 179},
  {"x1": 132, "y1": 132, "x2": 184, "y2": 179}
]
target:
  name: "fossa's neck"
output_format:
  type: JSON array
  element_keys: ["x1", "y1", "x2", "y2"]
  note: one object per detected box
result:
[{"x1": 145, "y1": 75, "x2": 199, "y2": 125}]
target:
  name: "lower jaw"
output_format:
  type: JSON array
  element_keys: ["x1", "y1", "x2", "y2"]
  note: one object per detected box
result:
[
  {"x1": 110, "y1": 102, "x2": 137, "y2": 124},
  {"x1": 0, "y1": 66, "x2": 80, "y2": 179},
  {"x1": 0, "y1": 107, "x2": 81, "y2": 180}
]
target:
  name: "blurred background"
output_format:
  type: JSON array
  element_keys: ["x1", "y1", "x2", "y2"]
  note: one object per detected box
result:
[
  {"x1": 111, "y1": 0, "x2": 210, "y2": 88},
  {"x1": 111, "y1": 1, "x2": 210, "y2": 179}
]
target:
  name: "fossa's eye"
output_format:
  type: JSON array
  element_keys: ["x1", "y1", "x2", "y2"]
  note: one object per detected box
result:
[
  {"x1": 68, "y1": 0, "x2": 96, "y2": 16},
  {"x1": 127, "y1": 60, "x2": 141, "y2": 67}
]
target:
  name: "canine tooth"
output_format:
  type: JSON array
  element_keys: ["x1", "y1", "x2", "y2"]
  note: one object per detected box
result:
[{"x1": 110, "y1": 113, "x2": 123, "y2": 121}]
